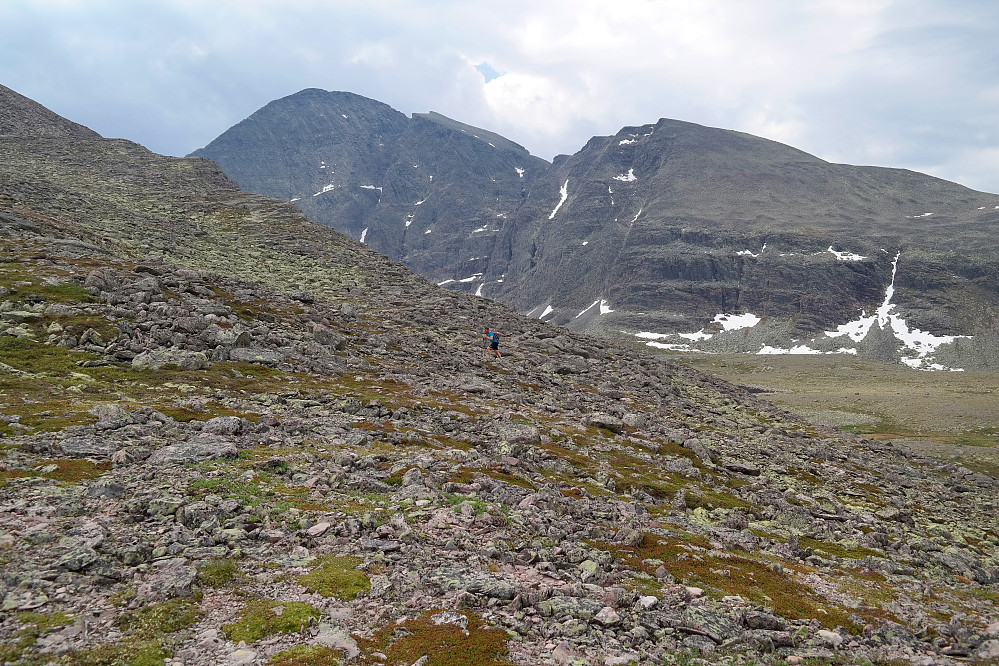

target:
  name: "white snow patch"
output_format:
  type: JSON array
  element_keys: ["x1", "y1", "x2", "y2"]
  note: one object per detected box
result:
[
  {"x1": 549, "y1": 179, "x2": 569, "y2": 220},
  {"x1": 341, "y1": 114, "x2": 347, "y2": 118},
  {"x1": 359, "y1": 228, "x2": 368, "y2": 243},
  {"x1": 679, "y1": 331, "x2": 714, "y2": 341},
  {"x1": 471, "y1": 226, "x2": 490, "y2": 233},
  {"x1": 630, "y1": 208, "x2": 643, "y2": 224},
  {"x1": 828, "y1": 246, "x2": 867, "y2": 261},
  {"x1": 475, "y1": 283, "x2": 484, "y2": 297},
  {"x1": 424, "y1": 229, "x2": 432, "y2": 235},
  {"x1": 613, "y1": 168, "x2": 637, "y2": 182},
  {"x1": 313, "y1": 183, "x2": 336, "y2": 196},
  {"x1": 645, "y1": 341, "x2": 699, "y2": 351},
  {"x1": 759, "y1": 345, "x2": 822, "y2": 355},
  {"x1": 540, "y1": 305, "x2": 554, "y2": 319},
  {"x1": 488, "y1": 142, "x2": 495, "y2": 148},
  {"x1": 713, "y1": 312, "x2": 761, "y2": 331},
  {"x1": 458, "y1": 273, "x2": 483, "y2": 283},
  {"x1": 635, "y1": 332, "x2": 671, "y2": 340},
  {"x1": 405, "y1": 214, "x2": 415, "y2": 228},
  {"x1": 619, "y1": 138, "x2": 637, "y2": 145},
  {"x1": 515, "y1": 167, "x2": 525, "y2": 178},
  {"x1": 290, "y1": 197, "x2": 301, "y2": 203},
  {"x1": 575, "y1": 299, "x2": 614, "y2": 318},
  {"x1": 582, "y1": 241, "x2": 589, "y2": 246},
  {"x1": 736, "y1": 243, "x2": 767, "y2": 258},
  {"x1": 824, "y1": 251, "x2": 971, "y2": 369},
  {"x1": 415, "y1": 198, "x2": 427, "y2": 206},
  {"x1": 437, "y1": 279, "x2": 455, "y2": 286},
  {"x1": 907, "y1": 212, "x2": 933, "y2": 218},
  {"x1": 359, "y1": 185, "x2": 382, "y2": 191}
]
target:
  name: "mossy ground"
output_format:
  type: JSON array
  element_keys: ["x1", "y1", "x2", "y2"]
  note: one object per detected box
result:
[
  {"x1": 270, "y1": 644, "x2": 343, "y2": 666},
  {"x1": 357, "y1": 610, "x2": 510, "y2": 666},
  {"x1": 196, "y1": 558, "x2": 243, "y2": 588},
  {"x1": 221, "y1": 598, "x2": 321, "y2": 644},
  {"x1": 297, "y1": 555, "x2": 370, "y2": 600}
]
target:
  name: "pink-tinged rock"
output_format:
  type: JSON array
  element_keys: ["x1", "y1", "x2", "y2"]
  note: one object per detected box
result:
[
  {"x1": 684, "y1": 586, "x2": 703, "y2": 600},
  {"x1": 594, "y1": 606, "x2": 621, "y2": 626},
  {"x1": 307, "y1": 522, "x2": 331, "y2": 537}
]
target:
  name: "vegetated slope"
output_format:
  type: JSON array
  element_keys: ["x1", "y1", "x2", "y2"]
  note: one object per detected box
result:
[
  {"x1": 190, "y1": 88, "x2": 549, "y2": 281},
  {"x1": 196, "y1": 92, "x2": 999, "y2": 369},
  {"x1": 2, "y1": 83, "x2": 999, "y2": 665}
]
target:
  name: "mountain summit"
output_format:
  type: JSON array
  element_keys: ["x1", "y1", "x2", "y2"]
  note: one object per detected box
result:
[{"x1": 194, "y1": 90, "x2": 999, "y2": 369}]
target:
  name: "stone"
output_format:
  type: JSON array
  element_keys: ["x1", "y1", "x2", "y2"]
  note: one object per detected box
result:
[
  {"x1": 816, "y1": 629, "x2": 843, "y2": 647},
  {"x1": 147, "y1": 438, "x2": 239, "y2": 464},
  {"x1": 228, "y1": 649, "x2": 257, "y2": 666},
  {"x1": 594, "y1": 606, "x2": 621, "y2": 626},
  {"x1": 316, "y1": 625, "x2": 360, "y2": 659},
  {"x1": 131, "y1": 349, "x2": 210, "y2": 371},
  {"x1": 202, "y1": 416, "x2": 244, "y2": 435},
  {"x1": 307, "y1": 522, "x2": 331, "y2": 537},
  {"x1": 228, "y1": 347, "x2": 286, "y2": 365}
]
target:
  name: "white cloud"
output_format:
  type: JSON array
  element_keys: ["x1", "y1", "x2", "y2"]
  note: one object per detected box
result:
[{"x1": 0, "y1": 0, "x2": 996, "y2": 192}]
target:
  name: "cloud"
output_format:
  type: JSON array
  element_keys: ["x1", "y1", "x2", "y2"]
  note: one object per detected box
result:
[{"x1": 0, "y1": 0, "x2": 997, "y2": 192}]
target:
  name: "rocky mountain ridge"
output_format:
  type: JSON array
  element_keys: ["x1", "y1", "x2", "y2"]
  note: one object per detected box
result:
[
  {"x1": 2, "y1": 83, "x2": 999, "y2": 665},
  {"x1": 193, "y1": 90, "x2": 999, "y2": 370}
]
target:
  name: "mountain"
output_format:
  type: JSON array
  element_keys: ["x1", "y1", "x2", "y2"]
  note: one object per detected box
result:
[
  {"x1": 4, "y1": 83, "x2": 999, "y2": 664},
  {"x1": 194, "y1": 91, "x2": 999, "y2": 370},
  {"x1": 190, "y1": 89, "x2": 549, "y2": 280}
]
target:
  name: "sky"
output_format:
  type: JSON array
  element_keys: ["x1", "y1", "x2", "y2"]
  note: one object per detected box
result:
[{"x1": 2, "y1": 0, "x2": 998, "y2": 193}]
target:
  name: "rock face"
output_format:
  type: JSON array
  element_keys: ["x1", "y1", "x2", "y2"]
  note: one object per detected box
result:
[
  {"x1": 192, "y1": 89, "x2": 999, "y2": 367},
  {"x1": 2, "y1": 84, "x2": 999, "y2": 666}
]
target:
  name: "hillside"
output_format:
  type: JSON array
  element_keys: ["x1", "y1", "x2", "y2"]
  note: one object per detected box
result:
[
  {"x1": 3, "y1": 83, "x2": 999, "y2": 665},
  {"x1": 194, "y1": 92, "x2": 999, "y2": 370}
]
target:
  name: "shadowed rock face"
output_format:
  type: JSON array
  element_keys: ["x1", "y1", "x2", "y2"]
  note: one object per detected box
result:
[
  {"x1": 194, "y1": 92, "x2": 999, "y2": 362},
  {"x1": 3, "y1": 83, "x2": 999, "y2": 665}
]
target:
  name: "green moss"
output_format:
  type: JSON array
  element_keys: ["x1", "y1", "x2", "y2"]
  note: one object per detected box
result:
[
  {"x1": 222, "y1": 598, "x2": 321, "y2": 644},
  {"x1": 359, "y1": 610, "x2": 510, "y2": 666},
  {"x1": 119, "y1": 598, "x2": 202, "y2": 635},
  {"x1": 196, "y1": 558, "x2": 243, "y2": 588},
  {"x1": 69, "y1": 637, "x2": 168, "y2": 666},
  {"x1": 270, "y1": 644, "x2": 343, "y2": 666},
  {"x1": 297, "y1": 555, "x2": 370, "y2": 600}
]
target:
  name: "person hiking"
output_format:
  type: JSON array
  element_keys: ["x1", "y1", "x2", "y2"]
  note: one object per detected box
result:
[{"x1": 483, "y1": 327, "x2": 502, "y2": 359}]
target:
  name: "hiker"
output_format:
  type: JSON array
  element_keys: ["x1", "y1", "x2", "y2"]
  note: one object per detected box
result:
[{"x1": 483, "y1": 327, "x2": 502, "y2": 358}]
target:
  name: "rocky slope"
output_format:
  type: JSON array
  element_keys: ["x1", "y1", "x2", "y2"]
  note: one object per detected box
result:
[
  {"x1": 193, "y1": 90, "x2": 999, "y2": 370},
  {"x1": 2, "y1": 83, "x2": 999, "y2": 665}
]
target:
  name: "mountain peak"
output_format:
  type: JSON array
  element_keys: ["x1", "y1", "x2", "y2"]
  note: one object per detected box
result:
[{"x1": 0, "y1": 84, "x2": 101, "y2": 140}]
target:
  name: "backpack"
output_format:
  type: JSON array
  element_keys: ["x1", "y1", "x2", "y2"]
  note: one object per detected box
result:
[{"x1": 492, "y1": 332, "x2": 500, "y2": 342}]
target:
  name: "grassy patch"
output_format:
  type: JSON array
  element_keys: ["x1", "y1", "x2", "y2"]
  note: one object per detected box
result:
[
  {"x1": 0, "y1": 611, "x2": 74, "y2": 664},
  {"x1": 297, "y1": 555, "x2": 370, "y2": 600},
  {"x1": 358, "y1": 610, "x2": 510, "y2": 666},
  {"x1": 221, "y1": 598, "x2": 320, "y2": 644}
]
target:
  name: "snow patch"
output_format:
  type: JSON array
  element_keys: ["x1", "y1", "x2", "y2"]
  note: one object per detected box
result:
[
  {"x1": 424, "y1": 228, "x2": 432, "y2": 235},
  {"x1": 359, "y1": 228, "x2": 368, "y2": 243},
  {"x1": 540, "y1": 305, "x2": 554, "y2": 319},
  {"x1": 458, "y1": 273, "x2": 483, "y2": 283},
  {"x1": 437, "y1": 279, "x2": 455, "y2": 286},
  {"x1": 713, "y1": 312, "x2": 761, "y2": 331},
  {"x1": 515, "y1": 167, "x2": 525, "y2": 178},
  {"x1": 759, "y1": 344, "x2": 822, "y2": 355},
  {"x1": 475, "y1": 283, "x2": 484, "y2": 297},
  {"x1": 405, "y1": 214, "x2": 415, "y2": 228},
  {"x1": 679, "y1": 331, "x2": 714, "y2": 341},
  {"x1": 313, "y1": 183, "x2": 335, "y2": 196},
  {"x1": 828, "y1": 246, "x2": 866, "y2": 261},
  {"x1": 619, "y1": 138, "x2": 637, "y2": 145},
  {"x1": 582, "y1": 241, "x2": 589, "y2": 246},
  {"x1": 549, "y1": 179, "x2": 569, "y2": 220},
  {"x1": 290, "y1": 197, "x2": 301, "y2": 203},
  {"x1": 613, "y1": 168, "x2": 637, "y2": 182},
  {"x1": 415, "y1": 198, "x2": 427, "y2": 206},
  {"x1": 359, "y1": 185, "x2": 382, "y2": 191},
  {"x1": 574, "y1": 299, "x2": 614, "y2": 319}
]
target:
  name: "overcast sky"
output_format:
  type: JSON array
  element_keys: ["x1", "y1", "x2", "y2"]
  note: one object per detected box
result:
[{"x1": 3, "y1": 0, "x2": 998, "y2": 193}]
